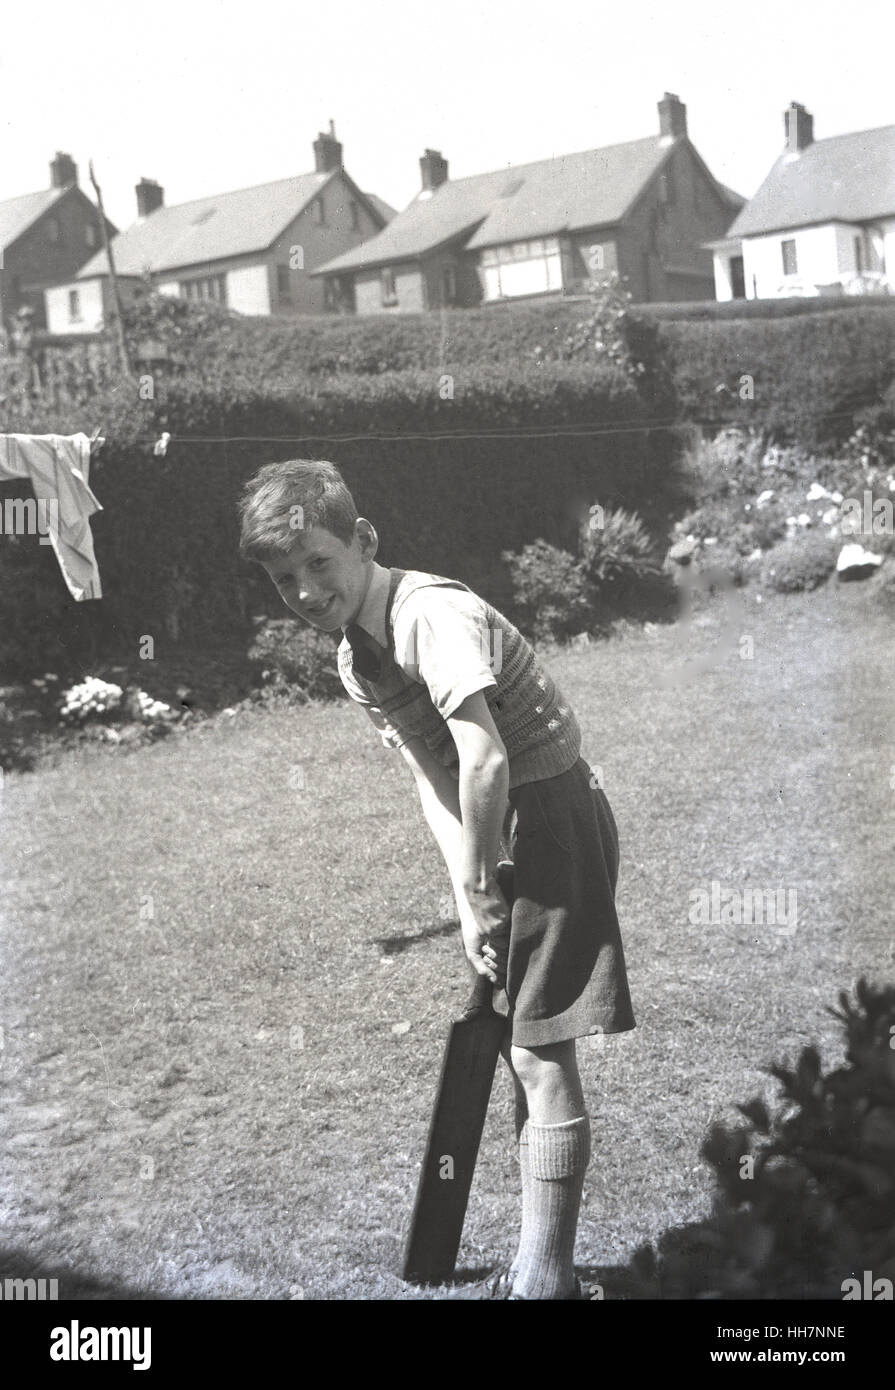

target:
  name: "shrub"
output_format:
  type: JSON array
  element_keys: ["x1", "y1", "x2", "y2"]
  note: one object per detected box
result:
[
  {"x1": 677, "y1": 427, "x2": 768, "y2": 505},
  {"x1": 531, "y1": 273, "x2": 645, "y2": 380},
  {"x1": 628, "y1": 978, "x2": 895, "y2": 1299},
  {"x1": 747, "y1": 502, "x2": 790, "y2": 551},
  {"x1": 697, "y1": 541, "x2": 752, "y2": 587},
  {"x1": 501, "y1": 541, "x2": 597, "y2": 644},
  {"x1": 761, "y1": 532, "x2": 839, "y2": 592},
  {"x1": 579, "y1": 505, "x2": 660, "y2": 584},
  {"x1": 247, "y1": 619, "x2": 343, "y2": 699},
  {"x1": 677, "y1": 499, "x2": 744, "y2": 544}
]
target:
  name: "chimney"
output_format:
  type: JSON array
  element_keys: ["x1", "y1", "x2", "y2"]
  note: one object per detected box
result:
[
  {"x1": 420, "y1": 148, "x2": 449, "y2": 191},
  {"x1": 136, "y1": 178, "x2": 164, "y2": 218},
  {"x1": 658, "y1": 93, "x2": 687, "y2": 140},
  {"x1": 50, "y1": 151, "x2": 78, "y2": 188},
  {"x1": 313, "y1": 120, "x2": 343, "y2": 173},
  {"x1": 784, "y1": 102, "x2": 814, "y2": 153}
]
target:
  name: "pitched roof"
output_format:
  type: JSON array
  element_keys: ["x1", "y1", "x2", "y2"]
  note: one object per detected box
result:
[
  {"x1": 728, "y1": 124, "x2": 895, "y2": 238},
  {"x1": 362, "y1": 191, "x2": 398, "y2": 224},
  {"x1": 315, "y1": 135, "x2": 685, "y2": 273},
  {"x1": 0, "y1": 187, "x2": 66, "y2": 251},
  {"x1": 78, "y1": 171, "x2": 335, "y2": 277}
]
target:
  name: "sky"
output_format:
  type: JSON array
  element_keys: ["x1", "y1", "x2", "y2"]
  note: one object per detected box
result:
[{"x1": 2, "y1": 0, "x2": 894, "y2": 229}]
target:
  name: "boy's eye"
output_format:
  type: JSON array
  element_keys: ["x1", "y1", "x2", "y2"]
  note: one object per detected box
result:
[{"x1": 310, "y1": 557, "x2": 327, "y2": 569}]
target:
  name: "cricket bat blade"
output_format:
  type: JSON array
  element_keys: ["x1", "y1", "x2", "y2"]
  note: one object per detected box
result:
[{"x1": 400, "y1": 862, "x2": 513, "y2": 1285}]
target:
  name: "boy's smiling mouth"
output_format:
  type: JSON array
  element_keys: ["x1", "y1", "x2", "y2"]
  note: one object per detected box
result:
[{"x1": 308, "y1": 596, "x2": 334, "y2": 616}]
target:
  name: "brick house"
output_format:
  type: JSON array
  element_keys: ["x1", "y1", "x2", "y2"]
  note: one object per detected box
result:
[
  {"x1": 710, "y1": 104, "x2": 895, "y2": 300},
  {"x1": 44, "y1": 126, "x2": 396, "y2": 333},
  {"x1": 312, "y1": 95, "x2": 744, "y2": 314},
  {"x1": 0, "y1": 153, "x2": 116, "y2": 335}
]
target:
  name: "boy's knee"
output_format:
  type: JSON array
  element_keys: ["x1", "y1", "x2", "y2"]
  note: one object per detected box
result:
[{"x1": 510, "y1": 1040, "x2": 573, "y2": 1088}]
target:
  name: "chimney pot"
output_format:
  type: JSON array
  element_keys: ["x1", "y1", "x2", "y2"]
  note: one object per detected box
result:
[
  {"x1": 136, "y1": 178, "x2": 164, "y2": 218},
  {"x1": 658, "y1": 93, "x2": 687, "y2": 139},
  {"x1": 50, "y1": 151, "x2": 78, "y2": 188},
  {"x1": 784, "y1": 102, "x2": 814, "y2": 153},
  {"x1": 420, "y1": 148, "x2": 449, "y2": 191},
  {"x1": 314, "y1": 125, "x2": 343, "y2": 173}
]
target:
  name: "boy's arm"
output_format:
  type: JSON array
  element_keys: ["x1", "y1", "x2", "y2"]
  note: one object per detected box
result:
[{"x1": 399, "y1": 692, "x2": 510, "y2": 983}]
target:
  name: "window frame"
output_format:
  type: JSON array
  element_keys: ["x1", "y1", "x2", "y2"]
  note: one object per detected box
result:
[
  {"x1": 380, "y1": 266, "x2": 398, "y2": 307},
  {"x1": 781, "y1": 238, "x2": 798, "y2": 276},
  {"x1": 179, "y1": 274, "x2": 227, "y2": 305}
]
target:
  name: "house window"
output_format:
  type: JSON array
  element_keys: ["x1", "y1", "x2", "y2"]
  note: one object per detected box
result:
[
  {"x1": 442, "y1": 264, "x2": 457, "y2": 305},
  {"x1": 68, "y1": 289, "x2": 81, "y2": 322},
  {"x1": 659, "y1": 166, "x2": 676, "y2": 205},
  {"x1": 380, "y1": 267, "x2": 397, "y2": 307},
  {"x1": 349, "y1": 201, "x2": 359, "y2": 230},
  {"x1": 85, "y1": 224, "x2": 98, "y2": 249},
  {"x1": 781, "y1": 239, "x2": 798, "y2": 276},
  {"x1": 277, "y1": 264, "x2": 292, "y2": 302},
  {"x1": 314, "y1": 196, "x2": 325, "y2": 225},
  {"x1": 179, "y1": 275, "x2": 227, "y2": 305},
  {"x1": 854, "y1": 235, "x2": 864, "y2": 274},
  {"x1": 47, "y1": 217, "x2": 60, "y2": 244},
  {"x1": 481, "y1": 241, "x2": 563, "y2": 300},
  {"x1": 730, "y1": 255, "x2": 746, "y2": 300}
]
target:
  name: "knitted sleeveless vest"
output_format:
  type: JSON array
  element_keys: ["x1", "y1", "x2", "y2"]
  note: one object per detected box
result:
[{"x1": 341, "y1": 567, "x2": 581, "y2": 789}]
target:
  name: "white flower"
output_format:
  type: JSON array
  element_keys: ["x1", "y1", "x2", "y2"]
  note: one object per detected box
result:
[{"x1": 806, "y1": 483, "x2": 829, "y2": 502}]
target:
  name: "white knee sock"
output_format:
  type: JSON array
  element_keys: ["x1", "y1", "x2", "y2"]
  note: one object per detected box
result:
[{"x1": 511, "y1": 1115, "x2": 591, "y2": 1300}]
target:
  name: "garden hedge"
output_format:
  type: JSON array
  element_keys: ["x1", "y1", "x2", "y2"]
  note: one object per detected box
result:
[{"x1": 3, "y1": 292, "x2": 895, "y2": 678}]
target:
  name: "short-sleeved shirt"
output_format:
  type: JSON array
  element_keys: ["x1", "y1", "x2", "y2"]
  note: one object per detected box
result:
[{"x1": 337, "y1": 562, "x2": 582, "y2": 789}]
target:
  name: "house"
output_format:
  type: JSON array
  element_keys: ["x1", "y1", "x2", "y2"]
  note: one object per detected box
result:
[
  {"x1": 710, "y1": 104, "x2": 895, "y2": 300},
  {"x1": 0, "y1": 153, "x2": 116, "y2": 335},
  {"x1": 44, "y1": 125, "x2": 397, "y2": 334},
  {"x1": 311, "y1": 95, "x2": 744, "y2": 314}
]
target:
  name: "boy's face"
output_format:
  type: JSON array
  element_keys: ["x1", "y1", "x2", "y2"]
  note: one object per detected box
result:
[{"x1": 260, "y1": 519, "x2": 377, "y2": 632}]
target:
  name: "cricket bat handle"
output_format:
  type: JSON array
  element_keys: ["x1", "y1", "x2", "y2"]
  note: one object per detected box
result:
[{"x1": 457, "y1": 860, "x2": 514, "y2": 1022}]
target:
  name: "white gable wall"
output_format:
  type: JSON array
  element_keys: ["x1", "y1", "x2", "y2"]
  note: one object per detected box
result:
[
  {"x1": 743, "y1": 223, "x2": 842, "y2": 297},
  {"x1": 45, "y1": 278, "x2": 105, "y2": 334},
  {"x1": 735, "y1": 221, "x2": 893, "y2": 298}
]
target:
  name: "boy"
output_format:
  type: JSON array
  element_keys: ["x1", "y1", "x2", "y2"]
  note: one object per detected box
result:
[{"x1": 238, "y1": 459, "x2": 635, "y2": 1300}]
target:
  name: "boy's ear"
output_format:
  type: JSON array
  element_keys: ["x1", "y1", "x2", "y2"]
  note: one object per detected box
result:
[{"x1": 355, "y1": 517, "x2": 379, "y2": 557}]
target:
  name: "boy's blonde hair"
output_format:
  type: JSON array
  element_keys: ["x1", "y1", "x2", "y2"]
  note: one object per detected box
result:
[{"x1": 238, "y1": 459, "x2": 358, "y2": 561}]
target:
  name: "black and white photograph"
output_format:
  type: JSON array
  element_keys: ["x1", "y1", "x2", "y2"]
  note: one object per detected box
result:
[{"x1": 1, "y1": 0, "x2": 893, "y2": 1361}]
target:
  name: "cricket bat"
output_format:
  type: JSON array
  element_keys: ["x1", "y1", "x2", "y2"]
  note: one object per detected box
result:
[{"x1": 400, "y1": 861, "x2": 513, "y2": 1286}]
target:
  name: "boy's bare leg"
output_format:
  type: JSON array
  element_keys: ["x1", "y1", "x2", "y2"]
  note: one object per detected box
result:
[
  {"x1": 505, "y1": 1041, "x2": 590, "y2": 1299},
  {"x1": 500, "y1": 1037, "x2": 529, "y2": 1280}
]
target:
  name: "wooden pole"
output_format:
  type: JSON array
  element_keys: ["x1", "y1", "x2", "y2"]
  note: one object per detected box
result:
[{"x1": 88, "y1": 159, "x2": 133, "y2": 379}]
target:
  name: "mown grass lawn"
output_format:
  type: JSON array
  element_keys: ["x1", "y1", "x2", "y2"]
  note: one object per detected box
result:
[{"x1": 1, "y1": 579, "x2": 893, "y2": 1300}]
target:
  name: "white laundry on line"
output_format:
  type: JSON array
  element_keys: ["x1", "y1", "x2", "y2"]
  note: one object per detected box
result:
[{"x1": 0, "y1": 432, "x2": 103, "y2": 600}]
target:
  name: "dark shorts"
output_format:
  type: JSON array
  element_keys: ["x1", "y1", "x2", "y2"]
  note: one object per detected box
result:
[{"x1": 493, "y1": 755, "x2": 636, "y2": 1048}]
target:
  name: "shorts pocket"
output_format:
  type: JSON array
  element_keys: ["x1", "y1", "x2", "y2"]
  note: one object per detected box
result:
[
  {"x1": 530, "y1": 775, "x2": 575, "y2": 856},
  {"x1": 508, "y1": 786, "x2": 572, "y2": 900}
]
